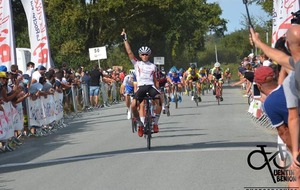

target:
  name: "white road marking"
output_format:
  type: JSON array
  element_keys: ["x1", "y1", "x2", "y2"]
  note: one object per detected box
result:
[{"x1": 0, "y1": 146, "x2": 275, "y2": 168}]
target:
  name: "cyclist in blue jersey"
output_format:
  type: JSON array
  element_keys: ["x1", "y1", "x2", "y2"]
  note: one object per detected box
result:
[
  {"x1": 120, "y1": 70, "x2": 137, "y2": 119},
  {"x1": 167, "y1": 67, "x2": 182, "y2": 102}
]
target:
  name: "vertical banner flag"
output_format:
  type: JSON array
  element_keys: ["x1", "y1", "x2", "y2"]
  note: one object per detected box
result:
[
  {"x1": 0, "y1": 0, "x2": 16, "y2": 70},
  {"x1": 21, "y1": 0, "x2": 53, "y2": 69},
  {"x1": 272, "y1": 0, "x2": 300, "y2": 46}
]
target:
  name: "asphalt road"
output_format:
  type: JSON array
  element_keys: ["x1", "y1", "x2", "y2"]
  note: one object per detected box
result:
[{"x1": 0, "y1": 86, "x2": 286, "y2": 190}]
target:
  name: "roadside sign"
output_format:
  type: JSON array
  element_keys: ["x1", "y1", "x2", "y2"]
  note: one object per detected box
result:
[
  {"x1": 89, "y1": 46, "x2": 107, "y2": 61},
  {"x1": 154, "y1": 57, "x2": 165, "y2": 65}
]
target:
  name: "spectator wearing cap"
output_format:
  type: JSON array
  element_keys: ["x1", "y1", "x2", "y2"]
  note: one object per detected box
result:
[
  {"x1": 0, "y1": 65, "x2": 7, "y2": 72},
  {"x1": 258, "y1": 53, "x2": 272, "y2": 67},
  {"x1": 0, "y1": 72, "x2": 21, "y2": 103},
  {"x1": 248, "y1": 53, "x2": 255, "y2": 63},
  {"x1": 31, "y1": 65, "x2": 46, "y2": 85},
  {"x1": 255, "y1": 66, "x2": 299, "y2": 174},
  {"x1": 256, "y1": 65, "x2": 300, "y2": 187},
  {"x1": 25, "y1": 62, "x2": 35, "y2": 77}
]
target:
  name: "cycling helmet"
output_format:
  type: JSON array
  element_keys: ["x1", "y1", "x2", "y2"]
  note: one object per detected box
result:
[
  {"x1": 200, "y1": 67, "x2": 203, "y2": 70},
  {"x1": 214, "y1": 62, "x2": 221, "y2": 67},
  {"x1": 226, "y1": 68, "x2": 230, "y2": 71},
  {"x1": 190, "y1": 64, "x2": 196, "y2": 69},
  {"x1": 170, "y1": 67, "x2": 177, "y2": 73},
  {"x1": 129, "y1": 69, "x2": 135, "y2": 76},
  {"x1": 138, "y1": 46, "x2": 151, "y2": 55}
]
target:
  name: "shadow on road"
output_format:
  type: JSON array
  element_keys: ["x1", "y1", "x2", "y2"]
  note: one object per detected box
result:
[
  {"x1": 0, "y1": 140, "x2": 277, "y2": 174},
  {"x1": 0, "y1": 176, "x2": 14, "y2": 190}
]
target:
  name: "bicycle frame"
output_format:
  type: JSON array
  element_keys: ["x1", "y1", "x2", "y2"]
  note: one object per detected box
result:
[
  {"x1": 214, "y1": 80, "x2": 221, "y2": 105},
  {"x1": 172, "y1": 83, "x2": 179, "y2": 109},
  {"x1": 192, "y1": 81, "x2": 199, "y2": 106},
  {"x1": 163, "y1": 87, "x2": 170, "y2": 116}
]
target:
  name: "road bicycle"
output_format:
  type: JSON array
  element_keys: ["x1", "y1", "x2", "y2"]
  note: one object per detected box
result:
[
  {"x1": 214, "y1": 79, "x2": 222, "y2": 105},
  {"x1": 191, "y1": 81, "x2": 201, "y2": 106},
  {"x1": 143, "y1": 93, "x2": 160, "y2": 150},
  {"x1": 162, "y1": 87, "x2": 170, "y2": 116},
  {"x1": 172, "y1": 83, "x2": 179, "y2": 109},
  {"x1": 128, "y1": 93, "x2": 137, "y2": 133}
]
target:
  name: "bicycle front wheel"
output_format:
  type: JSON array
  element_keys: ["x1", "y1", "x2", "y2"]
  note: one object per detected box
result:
[
  {"x1": 216, "y1": 87, "x2": 220, "y2": 105},
  {"x1": 147, "y1": 128, "x2": 151, "y2": 150}
]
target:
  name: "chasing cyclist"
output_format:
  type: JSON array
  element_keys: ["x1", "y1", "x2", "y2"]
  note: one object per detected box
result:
[
  {"x1": 121, "y1": 29, "x2": 161, "y2": 137},
  {"x1": 167, "y1": 67, "x2": 183, "y2": 102},
  {"x1": 120, "y1": 70, "x2": 137, "y2": 119},
  {"x1": 211, "y1": 62, "x2": 224, "y2": 101},
  {"x1": 224, "y1": 68, "x2": 232, "y2": 84},
  {"x1": 186, "y1": 64, "x2": 201, "y2": 101}
]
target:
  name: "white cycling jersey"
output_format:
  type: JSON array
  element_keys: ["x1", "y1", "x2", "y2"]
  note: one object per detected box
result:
[
  {"x1": 122, "y1": 75, "x2": 134, "y2": 87},
  {"x1": 131, "y1": 59, "x2": 156, "y2": 86}
]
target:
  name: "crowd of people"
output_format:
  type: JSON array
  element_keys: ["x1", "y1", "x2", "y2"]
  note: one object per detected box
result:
[
  {"x1": 1, "y1": 25, "x2": 297, "y2": 188},
  {"x1": 230, "y1": 25, "x2": 300, "y2": 188},
  {"x1": 0, "y1": 60, "x2": 130, "y2": 152}
]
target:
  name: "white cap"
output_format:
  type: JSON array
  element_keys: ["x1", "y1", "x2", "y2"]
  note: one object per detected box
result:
[
  {"x1": 248, "y1": 53, "x2": 254, "y2": 58},
  {"x1": 262, "y1": 60, "x2": 272, "y2": 66}
]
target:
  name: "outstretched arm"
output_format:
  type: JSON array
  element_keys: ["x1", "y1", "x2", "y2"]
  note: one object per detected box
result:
[
  {"x1": 249, "y1": 28, "x2": 292, "y2": 69},
  {"x1": 121, "y1": 29, "x2": 135, "y2": 60}
]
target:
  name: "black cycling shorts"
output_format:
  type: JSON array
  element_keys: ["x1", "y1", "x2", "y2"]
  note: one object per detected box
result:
[{"x1": 134, "y1": 85, "x2": 160, "y2": 103}]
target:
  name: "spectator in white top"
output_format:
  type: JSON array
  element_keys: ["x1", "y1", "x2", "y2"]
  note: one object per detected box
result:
[
  {"x1": 25, "y1": 62, "x2": 35, "y2": 77},
  {"x1": 259, "y1": 53, "x2": 272, "y2": 66},
  {"x1": 31, "y1": 65, "x2": 46, "y2": 85}
]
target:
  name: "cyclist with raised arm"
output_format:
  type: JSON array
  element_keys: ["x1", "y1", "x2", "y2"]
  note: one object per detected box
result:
[
  {"x1": 120, "y1": 70, "x2": 137, "y2": 119},
  {"x1": 211, "y1": 62, "x2": 224, "y2": 101},
  {"x1": 167, "y1": 67, "x2": 183, "y2": 102},
  {"x1": 121, "y1": 29, "x2": 161, "y2": 137}
]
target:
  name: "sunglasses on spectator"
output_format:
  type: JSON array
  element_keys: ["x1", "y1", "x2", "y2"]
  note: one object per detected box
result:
[{"x1": 141, "y1": 54, "x2": 149, "y2": 56}]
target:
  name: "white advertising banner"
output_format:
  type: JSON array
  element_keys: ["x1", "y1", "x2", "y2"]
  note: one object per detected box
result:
[
  {"x1": 27, "y1": 92, "x2": 63, "y2": 128},
  {"x1": 21, "y1": 0, "x2": 53, "y2": 69},
  {"x1": 0, "y1": 0, "x2": 16, "y2": 70},
  {"x1": 272, "y1": 0, "x2": 300, "y2": 46}
]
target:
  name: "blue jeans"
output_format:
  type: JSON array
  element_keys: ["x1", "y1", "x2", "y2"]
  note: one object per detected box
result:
[{"x1": 89, "y1": 86, "x2": 100, "y2": 96}]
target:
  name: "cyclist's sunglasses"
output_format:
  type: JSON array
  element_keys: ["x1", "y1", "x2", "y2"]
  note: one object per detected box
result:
[{"x1": 141, "y1": 54, "x2": 149, "y2": 56}]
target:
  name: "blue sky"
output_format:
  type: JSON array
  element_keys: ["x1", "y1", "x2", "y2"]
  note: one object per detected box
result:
[{"x1": 207, "y1": 0, "x2": 270, "y2": 33}]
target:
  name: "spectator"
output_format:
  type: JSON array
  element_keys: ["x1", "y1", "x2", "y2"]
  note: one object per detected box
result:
[
  {"x1": 254, "y1": 66, "x2": 300, "y2": 187},
  {"x1": 25, "y1": 62, "x2": 35, "y2": 77},
  {"x1": 258, "y1": 53, "x2": 272, "y2": 67},
  {"x1": 0, "y1": 65, "x2": 7, "y2": 72},
  {"x1": 31, "y1": 65, "x2": 47, "y2": 85},
  {"x1": 89, "y1": 64, "x2": 103, "y2": 108}
]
